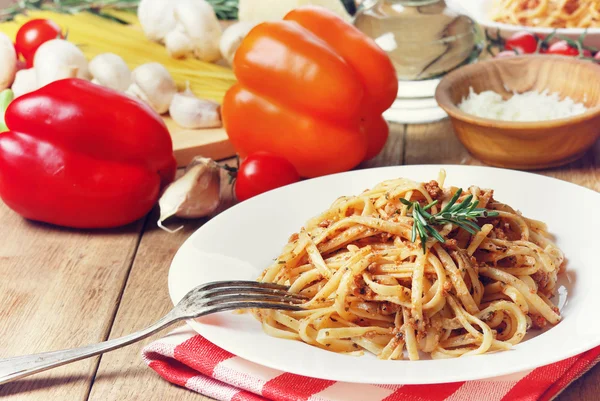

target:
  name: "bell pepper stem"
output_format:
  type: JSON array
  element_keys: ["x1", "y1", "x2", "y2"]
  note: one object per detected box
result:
[{"x1": 0, "y1": 89, "x2": 14, "y2": 133}]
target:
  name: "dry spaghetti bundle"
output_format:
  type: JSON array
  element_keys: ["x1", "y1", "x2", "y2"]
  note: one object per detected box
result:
[
  {"x1": 255, "y1": 172, "x2": 565, "y2": 360},
  {"x1": 492, "y1": 0, "x2": 600, "y2": 28}
]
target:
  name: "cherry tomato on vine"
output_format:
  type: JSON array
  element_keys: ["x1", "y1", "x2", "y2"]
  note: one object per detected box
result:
[
  {"x1": 234, "y1": 152, "x2": 301, "y2": 202},
  {"x1": 546, "y1": 40, "x2": 579, "y2": 56},
  {"x1": 15, "y1": 19, "x2": 64, "y2": 67},
  {"x1": 505, "y1": 32, "x2": 538, "y2": 54}
]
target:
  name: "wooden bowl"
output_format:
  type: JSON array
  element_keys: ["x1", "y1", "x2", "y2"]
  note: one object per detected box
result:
[{"x1": 435, "y1": 55, "x2": 600, "y2": 169}]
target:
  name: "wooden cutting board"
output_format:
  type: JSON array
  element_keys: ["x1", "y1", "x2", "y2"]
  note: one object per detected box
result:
[{"x1": 163, "y1": 115, "x2": 235, "y2": 167}]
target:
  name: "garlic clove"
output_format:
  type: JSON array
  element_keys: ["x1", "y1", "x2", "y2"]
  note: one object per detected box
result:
[
  {"x1": 169, "y1": 86, "x2": 222, "y2": 129},
  {"x1": 220, "y1": 21, "x2": 256, "y2": 66},
  {"x1": 89, "y1": 53, "x2": 132, "y2": 92},
  {"x1": 158, "y1": 157, "x2": 221, "y2": 232},
  {"x1": 0, "y1": 33, "x2": 17, "y2": 91},
  {"x1": 126, "y1": 62, "x2": 176, "y2": 115}
]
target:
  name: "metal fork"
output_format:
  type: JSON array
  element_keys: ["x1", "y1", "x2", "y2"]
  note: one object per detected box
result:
[{"x1": 0, "y1": 280, "x2": 305, "y2": 385}]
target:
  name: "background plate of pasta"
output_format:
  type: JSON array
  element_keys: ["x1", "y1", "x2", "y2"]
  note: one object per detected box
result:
[
  {"x1": 448, "y1": 0, "x2": 600, "y2": 47},
  {"x1": 168, "y1": 165, "x2": 600, "y2": 384}
]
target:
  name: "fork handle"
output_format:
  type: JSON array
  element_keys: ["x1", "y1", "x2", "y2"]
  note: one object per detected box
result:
[{"x1": 0, "y1": 311, "x2": 181, "y2": 385}]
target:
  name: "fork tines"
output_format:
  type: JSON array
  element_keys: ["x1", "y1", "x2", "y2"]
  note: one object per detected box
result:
[{"x1": 181, "y1": 280, "x2": 308, "y2": 317}]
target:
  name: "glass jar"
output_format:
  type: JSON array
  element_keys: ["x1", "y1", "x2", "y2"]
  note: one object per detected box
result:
[
  {"x1": 354, "y1": 0, "x2": 484, "y2": 81},
  {"x1": 353, "y1": 0, "x2": 483, "y2": 123}
]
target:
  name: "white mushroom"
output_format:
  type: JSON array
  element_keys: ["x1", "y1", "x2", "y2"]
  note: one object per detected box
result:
[
  {"x1": 137, "y1": 0, "x2": 177, "y2": 42},
  {"x1": 89, "y1": 53, "x2": 132, "y2": 92},
  {"x1": 164, "y1": 0, "x2": 222, "y2": 61},
  {"x1": 126, "y1": 62, "x2": 177, "y2": 114},
  {"x1": 219, "y1": 21, "x2": 256, "y2": 66},
  {"x1": 11, "y1": 68, "x2": 37, "y2": 98},
  {"x1": 0, "y1": 32, "x2": 17, "y2": 91},
  {"x1": 169, "y1": 85, "x2": 221, "y2": 129},
  {"x1": 34, "y1": 39, "x2": 90, "y2": 88}
]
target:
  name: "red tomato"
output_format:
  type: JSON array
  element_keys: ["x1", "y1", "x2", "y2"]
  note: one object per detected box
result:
[
  {"x1": 582, "y1": 49, "x2": 592, "y2": 57},
  {"x1": 505, "y1": 32, "x2": 538, "y2": 54},
  {"x1": 547, "y1": 40, "x2": 579, "y2": 56},
  {"x1": 15, "y1": 19, "x2": 64, "y2": 67},
  {"x1": 595, "y1": 52, "x2": 600, "y2": 60},
  {"x1": 235, "y1": 152, "x2": 301, "y2": 202},
  {"x1": 495, "y1": 50, "x2": 519, "y2": 58}
]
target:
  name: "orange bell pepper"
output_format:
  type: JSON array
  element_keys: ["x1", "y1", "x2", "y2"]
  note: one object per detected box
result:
[{"x1": 222, "y1": 6, "x2": 398, "y2": 178}]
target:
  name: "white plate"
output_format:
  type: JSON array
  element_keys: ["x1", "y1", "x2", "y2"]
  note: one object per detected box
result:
[
  {"x1": 448, "y1": 0, "x2": 600, "y2": 48},
  {"x1": 169, "y1": 165, "x2": 600, "y2": 384}
]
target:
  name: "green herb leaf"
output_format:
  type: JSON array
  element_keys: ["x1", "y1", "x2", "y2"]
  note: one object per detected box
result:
[{"x1": 399, "y1": 188, "x2": 495, "y2": 254}]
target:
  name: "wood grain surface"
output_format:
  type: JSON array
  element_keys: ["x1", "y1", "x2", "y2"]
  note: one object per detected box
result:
[
  {"x1": 0, "y1": 202, "x2": 143, "y2": 400},
  {"x1": 0, "y1": 122, "x2": 598, "y2": 401}
]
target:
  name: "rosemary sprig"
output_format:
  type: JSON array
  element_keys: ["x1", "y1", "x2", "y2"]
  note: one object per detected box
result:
[{"x1": 399, "y1": 189, "x2": 499, "y2": 254}]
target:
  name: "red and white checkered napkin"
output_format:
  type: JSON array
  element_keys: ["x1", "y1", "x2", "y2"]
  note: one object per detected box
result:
[{"x1": 142, "y1": 327, "x2": 600, "y2": 401}]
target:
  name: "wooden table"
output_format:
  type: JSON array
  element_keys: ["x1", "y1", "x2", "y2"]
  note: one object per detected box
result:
[{"x1": 1, "y1": 121, "x2": 598, "y2": 401}]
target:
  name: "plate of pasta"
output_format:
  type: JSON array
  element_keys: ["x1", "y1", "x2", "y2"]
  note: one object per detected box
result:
[
  {"x1": 448, "y1": 0, "x2": 600, "y2": 46},
  {"x1": 168, "y1": 165, "x2": 600, "y2": 384}
]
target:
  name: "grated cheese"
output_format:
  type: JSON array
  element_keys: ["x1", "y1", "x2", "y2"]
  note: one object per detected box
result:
[{"x1": 458, "y1": 87, "x2": 588, "y2": 122}]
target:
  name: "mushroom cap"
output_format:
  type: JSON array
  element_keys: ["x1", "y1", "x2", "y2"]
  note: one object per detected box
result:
[
  {"x1": 129, "y1": 62, "x2": 177, "y2": 114},
  {"x1": 34, "y1": 39, "x2": 90, "y2": 87},
  {"x1": 0, "y1": 32, "x2": 17, "y2": 91},
  {"x1": 89, "y1": 53, "x2": 132, "y2": 92}
]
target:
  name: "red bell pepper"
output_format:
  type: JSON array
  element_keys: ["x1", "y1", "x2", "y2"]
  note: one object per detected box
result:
[{"x1": 0, "y1": 79, "x2": 176, "y2": 228}]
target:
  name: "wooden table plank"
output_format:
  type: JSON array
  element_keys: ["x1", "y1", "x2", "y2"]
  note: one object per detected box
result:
[
  {"x1": 86, "y1": 215, "x2": 207, "y2": 401},
  {"x1": 0, "y1": 202, "x2": 144, "y2": 400}
]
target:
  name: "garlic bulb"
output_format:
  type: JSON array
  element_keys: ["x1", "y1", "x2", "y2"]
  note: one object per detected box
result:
[
  {"x1": 34, "y1": 39, "x2": 90, "y2": 88},
  {"x1": 169, "y1": 86, "x2": 221, "y2": 129},
  {"x1": 0, "y1": 33, "x2": 17, "y2": 91},
  {"x1": 126, "y1": 63, "x2": 177, "y2": 115},
  {"x1": 165, "y1": 0, "x2": 222, "y2": 61},
  {"x1": 89, "y1": 53, "x2": 132, "y2": 92},
  {"x1": 137, "y1": 0, "x2": 177, "y2": 42},
  {"x1": 220, "y1": 22, "x2": 256, "y2": 66},
  {"x1": 158, "y1": 157, "x2": 221, "y2": 232}
]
